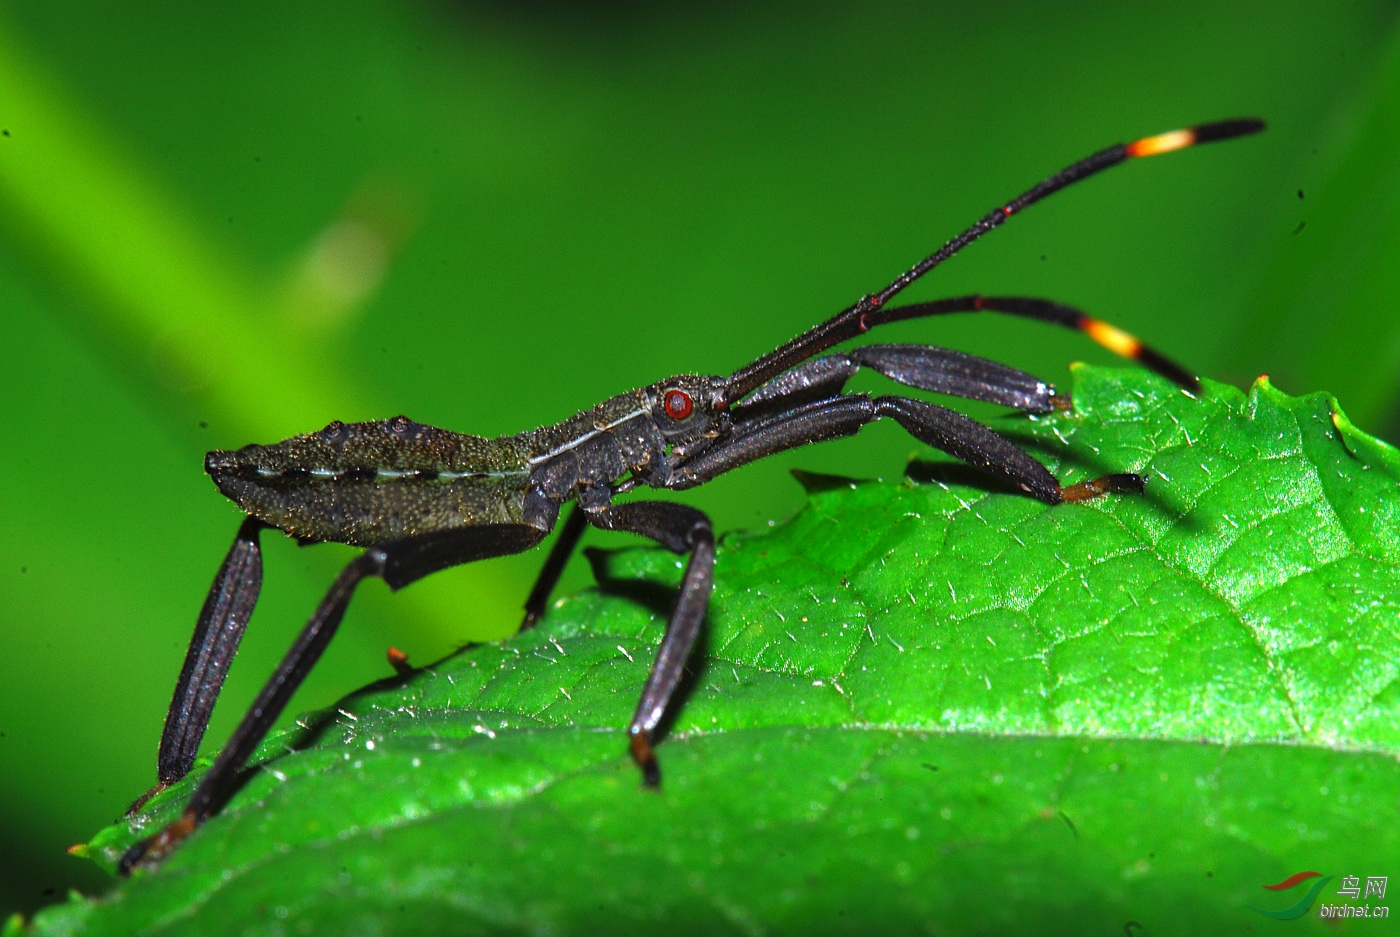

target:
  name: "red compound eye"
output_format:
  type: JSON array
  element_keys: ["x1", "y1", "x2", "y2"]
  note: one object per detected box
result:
[{"x1": 663, "y1": 389, "x2": 693, "y2": 420}]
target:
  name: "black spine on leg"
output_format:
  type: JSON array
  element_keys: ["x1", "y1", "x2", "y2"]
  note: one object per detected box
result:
[{"x1": 157, "y1": 516, "x2": 265, "y2": 786}]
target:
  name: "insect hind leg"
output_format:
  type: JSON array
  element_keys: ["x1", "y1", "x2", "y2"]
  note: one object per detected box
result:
[
  {"x1": 130, "y1": 516, "x2": 266, "y2": 816},
  {"x1": 119, "y1": 522, "x2": 548, "y2": 875}
]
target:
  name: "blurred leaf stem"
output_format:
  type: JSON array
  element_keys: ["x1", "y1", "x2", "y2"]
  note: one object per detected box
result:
[
  {"x1": 0, "y1": 24, "x2": 526, "y2": 647},
  {"x1": 0, "y1": 23, "x2": 360, "y2": 436}
]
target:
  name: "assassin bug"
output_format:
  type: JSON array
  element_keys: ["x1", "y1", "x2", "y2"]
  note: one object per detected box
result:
[{"x1": 120, "y1": 117, "x2": 1264, "y2": 873}]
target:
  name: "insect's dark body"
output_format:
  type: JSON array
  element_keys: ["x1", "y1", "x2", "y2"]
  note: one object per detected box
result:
[
  {"x1": 120, "y1": 118, "x2": 1265, "y2": 874},
  {"x1": 209, "y1": 417, "x2": 534, "y2": 544},
  {"x1": 209, "y1": 376, "x2": 722, "y2": 546}
]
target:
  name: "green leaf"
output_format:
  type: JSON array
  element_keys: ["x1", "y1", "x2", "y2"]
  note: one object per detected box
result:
[{"x1": 31, "y1": 366, "x2": 1400, "y2": 935}]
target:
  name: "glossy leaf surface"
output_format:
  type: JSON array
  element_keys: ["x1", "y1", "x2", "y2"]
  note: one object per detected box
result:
[{"x1": 26, "y1": 366, "x2": 1400, "y2": 935}]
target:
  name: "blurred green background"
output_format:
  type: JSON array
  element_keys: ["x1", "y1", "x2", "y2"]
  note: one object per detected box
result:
[{"x1": 2, "y1": 0, "x2": 1399, "y2": 919}]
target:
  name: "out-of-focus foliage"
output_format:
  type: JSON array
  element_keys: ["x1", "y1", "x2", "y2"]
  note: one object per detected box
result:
[
  {"x1": 1227, "y1": 27, "x2": 1400, "y2": 432},
  {"x1": 1, "y1": 0, "x2": 1398, "y2": 919}
]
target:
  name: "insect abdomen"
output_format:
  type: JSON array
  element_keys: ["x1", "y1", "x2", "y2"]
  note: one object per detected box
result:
[{"x1": 206, "y1": 416, "x2": 531, "y2": 546}]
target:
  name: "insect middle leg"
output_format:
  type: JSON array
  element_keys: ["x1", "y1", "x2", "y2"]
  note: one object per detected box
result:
[
  {"x1": 519, "y1": 504, "x2": 587, "y2": 630},
  {"x1": 582, "y1": 500, "x2": 714, "y2": 786},
  {"x1": 119, "y1": 522, "x2": 548, "y2": 875}
]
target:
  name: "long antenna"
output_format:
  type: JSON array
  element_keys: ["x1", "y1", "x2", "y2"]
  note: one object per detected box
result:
[{"x1": 722, "y1": 118, "x2": 1265, "y2": 404}]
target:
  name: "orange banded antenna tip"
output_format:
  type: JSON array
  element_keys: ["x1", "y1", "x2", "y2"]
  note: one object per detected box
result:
[
  {"x1": 1126, "y1": 129, "x2": 1195, "y2": 158},
  {"x1": 1125, "y1": 118, "x2": 1265, "y2": 158},
  {"x1": 1078, "y1": 315, "x2": 1200, "y2": 392},
  {"x1": 1080, "y1": 316, "x2": 1143, "y2": 359}
]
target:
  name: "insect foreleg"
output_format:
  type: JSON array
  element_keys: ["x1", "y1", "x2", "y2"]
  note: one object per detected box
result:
[
  {"x1": 871, "y1": 395, "x2": 1063, "y2": 502},
  {"x1": 669, "y1": 393, "x2": 1141, "y2": 505},
  {"x1": 119, "y1": 522, "x2": 548, "y2": 876},
  {"x1": 733, "y1": 343, "x2": 1059, "y2": 420},
  {"x1": 856, "y1": 296, "x2": 1198, "y2": 390},
  {"x1": 583, "y1": 500, "x2": 714, "y2": 787},
  {"x1": 725, "y1": 296, "x2": 1196, "y2": 414}
]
